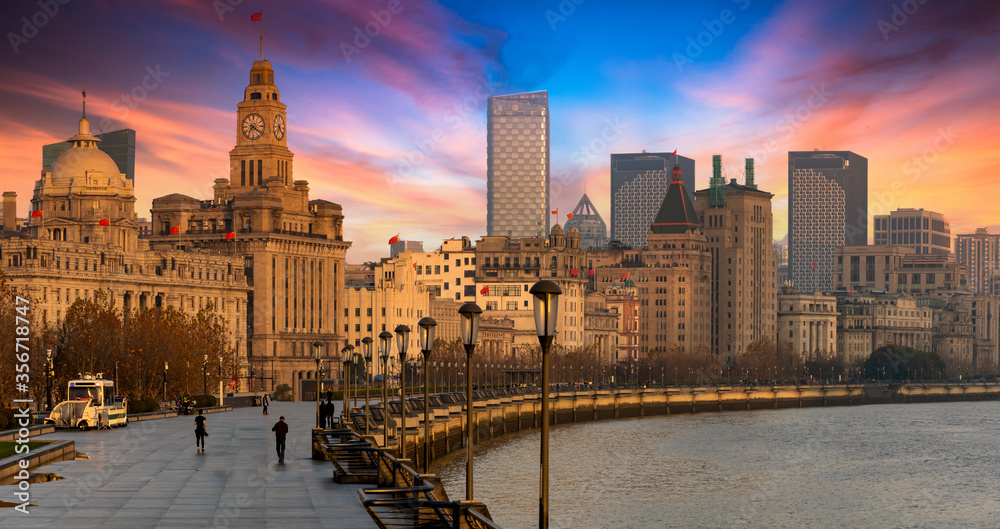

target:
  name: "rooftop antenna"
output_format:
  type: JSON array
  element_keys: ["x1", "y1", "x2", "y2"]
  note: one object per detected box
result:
[{"x1": 82, "y1": 90, "x2": 86, "y2": 118}]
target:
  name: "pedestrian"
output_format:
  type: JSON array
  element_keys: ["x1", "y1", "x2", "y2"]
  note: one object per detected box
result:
[
  {"x1": 271, "y1": 415, "x2": 288, "y2": 463},
  {"x1": 262, "y1": 393, "x2": 269, "y2": 415},
  {"x1": 194, "y1": 409, "x2": 208, "y2": 453},
  {"x1": 326, "y1": 398, "x2": 336, "y2": 428},
  {"x1": 319, "y1": 399, "x2": 328, "y2": 429}
]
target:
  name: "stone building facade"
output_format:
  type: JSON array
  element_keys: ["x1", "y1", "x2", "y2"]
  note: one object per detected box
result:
[
  {"x1": 148, "y1": 59, "x2": 350, "y2": 398},
  {"x1": 833, "y1": 245, "x2": 967, "y2": 296},
  {"x1": 777, "y1": 287, "x2": 838, "y2": 359}
]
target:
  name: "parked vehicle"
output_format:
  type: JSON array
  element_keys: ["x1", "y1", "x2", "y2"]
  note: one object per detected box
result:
[{"x1": 45, "y1": 376, "x2": 128, "y2": 429}]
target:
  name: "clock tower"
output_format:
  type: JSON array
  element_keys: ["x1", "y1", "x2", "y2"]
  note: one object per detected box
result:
[{"x1": 230, "y1": 60, "x2": 293, "y2": 191}]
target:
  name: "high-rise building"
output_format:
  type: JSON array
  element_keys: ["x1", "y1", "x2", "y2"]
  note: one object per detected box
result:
[
  {"x1": 43, "y1": 128, "x2": 136, "y2": 182},
  {"x1": 695, "y1": 156, "x2": 777, "y2": 361},
  {"x1": 955, "y1": 228, "x2": 1000, "y2": 293},
  {"x1": 390, "y1": 240, "x2": 423, "y2": 258},
  {"x1": 486, "y1": 91, "x2": 549, "y2": 239},
  {"x1": 788, "y1": 150, "x2": 868, "y2": 293},
  {"x1": 610, "y1": 151, "x2": 695, "y2": 248},
  {"x1": 564, "y1": 194, "x2": 607, "y2": 250},
  {"x1": 873, "y1": 208, "x2": 950, "y2": 254}
]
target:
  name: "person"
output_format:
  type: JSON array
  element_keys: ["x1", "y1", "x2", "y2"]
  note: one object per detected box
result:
[
  {"x1": 326, "y1": 398, "x2": 336, "y2": 428},
  {"x1": 262, "y1": 393, "x2": 269, "y2": 415},
  {"x1": 194, "y1": 410, "x2": 207, "y2": 453},
  {"x1": 319, "y1": 400, "x2": 328, "y2": 429},
  {"x1": 271, "y1": 416, "x2": 288, "y2": 462}
]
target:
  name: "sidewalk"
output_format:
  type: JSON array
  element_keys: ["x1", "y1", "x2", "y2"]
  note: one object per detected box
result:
[{"x1": 0, "y1": 402, "x2": 376, "y2": 528}]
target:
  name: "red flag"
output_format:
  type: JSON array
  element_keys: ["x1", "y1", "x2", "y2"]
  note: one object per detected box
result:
[
  {"x1": 170, "y1": 225, "x2": 180, "y2": 235},
  {"x1": 31, "y1": 210, "x2": 43, "y2": 218},
  {"x1": 250, "y1": 11, "x2": 262, "y2": 21},
  {"x1": 413, "y1": 262, "x2": 417, "y2": 270},
  {"x1": 621, "y1": 272, "x2": 629, "y2": 280},
  {"x1": 99, "y1": 217, "x2": 110, "y2": 226},
  {"x1": 388, "y1": 234, "x2": 399, "y2": 245},
  {"x1": 551, "y1": 210, "x2": 558, "y2": 215},
  {"x1": 812, "y1": 262, "x2": 817, "y2": 270},
  {"x1": 225, "y1": 231, "x2": 236, "y2": 240},
  {"x1": 570, "y1": 268, "x2": 578, "y2": 276},
  {"x1": 848, "y1": 289, "x2": 853, "y2": 296},
  {"x1": 588, "y1": 269, "x2": 595, "y2": 276},
  {"x1": 480, "y1": 285, "x2": 489, "y2": 295},
  {"x1": 671, "y1": 149, "x2": 677, "y2": 155},
  {"x1": 567, "y1": 213, "x2": 574, "y2": 219}
]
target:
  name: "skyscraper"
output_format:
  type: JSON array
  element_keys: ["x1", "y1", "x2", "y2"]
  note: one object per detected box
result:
[
  {"x1": 610, "y1": 152, "x2": 695, "y2": 248},
  {"x1": 788, "y1": 150, "x2": 867, "y2": 293},
  {"x1": 956, "y1": 228, "x2": 1000, "y2": 293},
  {"x1": 486, "y1": 91, "x2": 549, "y2": 239},
  {"x1": 43, "y1": 128, "x2": 136, "y2": 182},
  {"x1": 564, "y1": 193, "x2": 607, "y2": 250}
]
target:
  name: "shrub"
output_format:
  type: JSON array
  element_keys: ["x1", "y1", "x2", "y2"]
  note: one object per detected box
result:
[
  {"x1": 274, "y1": 384, "x2": 292, "y2": 401},
  {"x1": 191, "y1": 395, "x2": 217, "y2": 408},
  {"x1": 127, "y1": 398, "x2": 160, "y2": 414}
]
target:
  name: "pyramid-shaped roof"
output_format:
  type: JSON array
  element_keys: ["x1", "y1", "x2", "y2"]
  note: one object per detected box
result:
[{"x1": 650, "y1": 164, "x2": 700, "y2": 235}]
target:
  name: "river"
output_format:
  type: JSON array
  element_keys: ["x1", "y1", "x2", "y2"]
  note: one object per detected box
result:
[{"x1": 435, "y1": 401, "x2": 1000, "y2": 528}]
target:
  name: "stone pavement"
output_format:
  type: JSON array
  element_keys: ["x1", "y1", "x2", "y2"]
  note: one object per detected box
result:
[{"x1": 0, "y1": 401, "x2": 376, "y2": 528}]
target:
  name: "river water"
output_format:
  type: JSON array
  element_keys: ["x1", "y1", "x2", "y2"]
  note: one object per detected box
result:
[{"x1": 435, "y1": 401, "x2": 1000, "y2": 529}]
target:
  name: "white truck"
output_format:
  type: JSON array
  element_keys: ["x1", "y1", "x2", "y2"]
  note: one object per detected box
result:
[{"x1": 45, "y1": 377, "x2": 128, "y2": 429}]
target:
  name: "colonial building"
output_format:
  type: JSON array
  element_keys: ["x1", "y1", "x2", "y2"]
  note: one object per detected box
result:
[
  {"x1": 694, "y1": 156, "x2": 777, "y2": 362},
  {"x1": 777, "y1": 286, "x2": 838, "y2": 359},
  {"x1": 834, "y1": 292, "x2": 933, "y2": 365},
  {"x1": 594, "y1": 163, "x2": 713, "y2": 357},
  {"x1": 602, "y1": 281, "x2": 640, "y2": 362},
  {"x1": 583, "y1": 290, "x2": 619, "y2": 365},
  {"x1": 2, "y1": 108, "x2": 248, "y2": 367},
  {"x1": 148, "y1": 58, "x2": 351, "y2": 398},
  {"x1": 474, "y1": 225, "x2": 588, "y2": 349},
  {"x1": 407, "y1": 237, "x2": 477, "y2": 302}
]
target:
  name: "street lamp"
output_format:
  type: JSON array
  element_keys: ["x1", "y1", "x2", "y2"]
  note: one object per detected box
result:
[
  {"x1": 45, "y1": 349, "x2": 53, "y2": 410},
  {"x1": 313, "y1": 341, "x2": 323, "y2": 429},
  {"x1": 379, "y1": 331, "x2": 392, "y2": 448},
  {"x1": 163, "y1": 361, "x2": 169, "y2": 402},
  {"x1": 362, "y1": 336, "x2": 373, "y2": 436},
  {"x1": 530, "y1": 279, "x2": 561, "y2": 529},
  {"x1": 341, "y1": 345, "x2": 353, "y2": 424},
  {"x1": 459, "y1": 302, "x2": 482, "y2": 500},
  {"x1": 394, "y1": 324, "x2": 410, "y2": 460},
  {"x1": 203, "y1": 354, "x2": 208, "y2": 397},
  {"x1": 418, "y1": 317, "x2": 437, "y2": 473}
]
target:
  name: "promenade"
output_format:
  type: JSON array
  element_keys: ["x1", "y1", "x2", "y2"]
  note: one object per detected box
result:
[{"x1": 0, "y1": 402, "x2": 375, "y2": 528}]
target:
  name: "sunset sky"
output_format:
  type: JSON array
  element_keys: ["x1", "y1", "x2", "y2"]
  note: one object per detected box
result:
[{"x1": 1, "y1": 0, "x2": 997, "y2": 262}]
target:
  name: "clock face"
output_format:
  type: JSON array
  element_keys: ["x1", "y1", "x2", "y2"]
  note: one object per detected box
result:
[
  {"x1": 242, "y1": 113, "x2": 265, "y2": 140},
  {"x1": 273, "y1": 114, "x2": 285, "y2": 141}
]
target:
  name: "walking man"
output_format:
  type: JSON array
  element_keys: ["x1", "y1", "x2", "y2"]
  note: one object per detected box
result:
[
  {"x1": 271, "y1": 415, "x2": 288, "y2": 463},
  {"x1": 194, "y1": 410, "x2": 207, "y2": 453},
  {"x1": 262, "y1": 393, "x2": 269, "y2": 415}
]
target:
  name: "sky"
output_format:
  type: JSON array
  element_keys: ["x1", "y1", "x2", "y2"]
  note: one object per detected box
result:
[{"x1": 1, "y1": 0, "x2": 998, "y2": 262}]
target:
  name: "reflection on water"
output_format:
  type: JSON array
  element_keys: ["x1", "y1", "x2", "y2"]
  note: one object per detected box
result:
[{"x1": 435, "y1": 402, "x2": 1000, "y2": 529}]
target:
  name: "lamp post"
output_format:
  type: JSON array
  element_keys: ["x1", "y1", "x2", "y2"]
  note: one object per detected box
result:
[
  {"x1": 530, "y1": 280, "x2": 561, "y2": 529},
  {"x1": 203, "y1": 354, "x2": 208, "y2": 397},
  {"x1": 417, "y1": 317, "x2": 437, "y2": 473},
  {"x1": 459, "y1": 302, "x2": 482, "y2": 500},
  {"x1": 341, "y1": 345, "x2": 353, "y2": 423},
  {"x1": 362, "y1": 337, "x2": 373, "y2": 436},
  {"x1": 163, "y1": 362, "x2": 169, "y2": 402},
  {"x1": 379, "y1": 331, "x2": 392, "y2": 448},
  {"x1": 394, "y1": 324, "x2": 410, "y2": 460},
  {"x1": 46, "y1": 349, "x2": 53, "y2": 411},
  {"x1": 313, "y1": 341, "x2": 323, "y2": 429}
]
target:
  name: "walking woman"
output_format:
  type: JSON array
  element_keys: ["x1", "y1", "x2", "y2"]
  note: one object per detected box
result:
[{"x1": 195, "y1": 409, "x2": 208, "y2": 453}]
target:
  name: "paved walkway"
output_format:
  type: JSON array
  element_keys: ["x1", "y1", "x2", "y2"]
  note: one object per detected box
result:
[{"x1": 0, "y1": 402, "x2": 376, "y2": 528}]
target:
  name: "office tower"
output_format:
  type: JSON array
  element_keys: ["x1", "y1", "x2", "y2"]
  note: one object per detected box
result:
[
  {"x1": 956, "y1": 228, "x2": 1000, "y2": 293},
  {"x1": 486, "y1": 91, "x2": 549, "y2": 239},
  {"x1": 873, "y1": 208, "x2": 951, "y2": 254},
  {"x1": 390, "y1": 240, "x2": 423, "y2": 258},
  {"x1": 43, "y1": 128, "x2": 136, "y2": 182},
  {"x1": 610, "y1": 151, "x2": 695, "y2": 248},
  {"x1": 788, "y1": 150, "x2": 867, "y2": 293},
  {"x1": 694, "y1": 156, "x2": 777, "y2": 361},
  {"x1": 564, "y1": 194, "x2": 607, "y2": 250}
]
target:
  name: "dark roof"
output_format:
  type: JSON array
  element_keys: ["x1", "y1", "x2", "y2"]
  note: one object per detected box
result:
[
  {"x1": 650, "y1": 172, "x2": 700, "y2": 235},
  {"x1": 695, "y1": 179, "x2": 773, "y2": 196}
]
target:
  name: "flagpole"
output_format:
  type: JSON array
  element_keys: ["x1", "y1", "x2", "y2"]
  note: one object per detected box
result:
[{"x1": 260, "y1": 10, "x2": 264, "y2": 60}]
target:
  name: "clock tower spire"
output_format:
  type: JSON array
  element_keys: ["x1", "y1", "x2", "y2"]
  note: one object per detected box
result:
[{"x1": 229, "y1": 59, "x2": 292, "y2": 192}]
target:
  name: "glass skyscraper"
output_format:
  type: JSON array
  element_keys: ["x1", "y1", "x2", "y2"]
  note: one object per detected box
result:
[
  {"x1": 788, "y1": 150, "x2": 868, "y2": 293},
  {"x1": 486, "y1": 91, "x2": 549, "y2": 239},
  {"x1": 610, "y1": 152, "x2": 694, "y2": 248}
]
